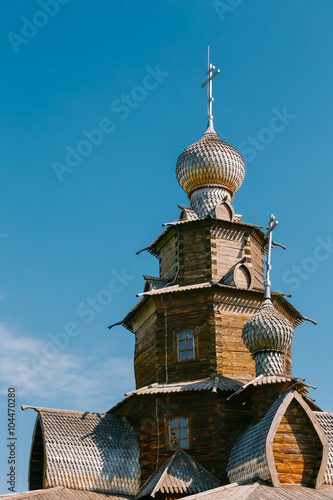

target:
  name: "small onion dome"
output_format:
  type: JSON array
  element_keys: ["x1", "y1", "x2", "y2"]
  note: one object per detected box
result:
[
  {"x1": 242, "y1": 299, "x2": 294, "y2": 355},
  {"x1": 176, "y1": 127, "x2": 246, "y2": 200}
]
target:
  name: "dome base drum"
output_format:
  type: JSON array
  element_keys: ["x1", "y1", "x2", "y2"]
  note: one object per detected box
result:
[
  {"x1": 190, "y1": 187, "x2": 231, "y2": 218},
  {"x1": 253, "y1": 350, "x2": 285, "y2": 377}
]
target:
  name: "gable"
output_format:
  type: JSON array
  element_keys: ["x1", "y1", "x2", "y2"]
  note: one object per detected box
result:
[
  {"x1": 24, "y1": 408, "x2": 140, "y2": 496},
  {"x1": 227, "y1": 391, "x2": 328, "y2": 488},
  {"x1": 273, "y1": 399, "x2": 322, "y2": 486}
]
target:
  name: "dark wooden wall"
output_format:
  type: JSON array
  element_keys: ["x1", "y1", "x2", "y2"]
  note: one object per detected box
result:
[
  {"x1": 159, "y1": 231, "x2": 178, "y2": 281},
  {"x1": 251, "y1": 385, "x2": 294, "y2": 425},
  {"x1": 133, "y1": 299, "x2": 158, "y2": 389},
  {"x1": 29, "y1": 417, "x2": 44, "y2": 490},
  {"x1": 111, "y1": 392, "x2": 251, "y2": 485},
  {"x1": 178, "y1": 225, "x2": 211, "y2": 286}
]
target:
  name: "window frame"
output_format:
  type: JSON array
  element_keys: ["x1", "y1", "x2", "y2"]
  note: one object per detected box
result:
[
  {"x1": 166, "y1": 416, "x2": 191, "y2": 451},
  {"x1": 174, "y1": 328, "x2": 197, "y2": 363}
]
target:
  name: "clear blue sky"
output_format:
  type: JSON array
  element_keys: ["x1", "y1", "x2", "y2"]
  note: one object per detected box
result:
[{"x1": 0, "y1": 0, "x2": 333, "y2": 493}]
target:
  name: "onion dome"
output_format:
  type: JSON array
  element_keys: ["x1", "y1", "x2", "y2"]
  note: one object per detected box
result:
[
  {"x1": 176, "y1": 126, "x2": 246, "y2": 218},
  {"x1": 242, "y1": 299, "x2": 295, "y2": 376}
]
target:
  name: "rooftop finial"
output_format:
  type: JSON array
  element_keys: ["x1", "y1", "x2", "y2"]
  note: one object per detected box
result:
[
  {"x1": 264, "y1": 214, "x2": 278, "y2": 300},
  {"x1": 201, "y1": 46, "x2": 220, "y2": 131}
]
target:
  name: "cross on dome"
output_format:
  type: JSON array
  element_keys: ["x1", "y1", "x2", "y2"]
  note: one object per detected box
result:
[
  {"x1": 201, "y1": 46, "x2": 220, "y2": 131},
  {"x1": 264, "y1": 214, "x2": 278, "y2": 300},
  {"x1": 176, "y1": 49, "x2": 245, "y2": 218}
]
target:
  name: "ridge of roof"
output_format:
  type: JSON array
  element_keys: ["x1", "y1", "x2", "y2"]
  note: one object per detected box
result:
[{"x1": 21, "y1": 406, "x2": 113, "y2": 417}]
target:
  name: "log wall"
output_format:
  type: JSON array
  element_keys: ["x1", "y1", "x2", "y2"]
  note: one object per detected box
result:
[
  {"x1": 154, "y1": 291, "x2": 217, "y2": 384},
  {"x1": 132, "y1": 220, "x2": 294, "y2": 389},
  {"x1": 273, "y1": 399, "x2": 322, "y2": 486},
  {"x1": 178, "y1": 225, "x2": 211, "y2": 286},
  {"x1": 111, "y1": 392, "x2": 250, "y2": 485},
  {"x1": 251, "y1": 385, "x2": 293, "y2": 425},
  {"x1": 134, "y1": 300, "x2": 158, "y2": 388},
  {"x1": 159, "y1": 231, "x2": 178, "y2": 281}
]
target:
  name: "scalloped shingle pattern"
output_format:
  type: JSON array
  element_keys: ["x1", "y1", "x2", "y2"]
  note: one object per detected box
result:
[
  {"x1": 176, "y1": 130, "x2": 246, "y2": 196},
  {"x1": 315, "y1": 412, "x2": 333, "y2": 484},
  {"x1": 242, "y1": 299, "x2": 294, "y2": 354},
  {"x1": 227, "y1": 393, "x2": 288, "y2": 483},
  {"x1": 190, "y1": 187, "x2": 231, "y2": 218},
  {"x1": 39, "y1": 411, "x2": 140, "y2": 495},
  {"x1": 253, "y1": 351, "x2": 285, "y2": 377},
  {"x1": 137, "y1": 449, "x2": 220, "y2": 498}
]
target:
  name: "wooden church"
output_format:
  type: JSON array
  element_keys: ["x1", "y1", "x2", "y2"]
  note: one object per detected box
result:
[{"x1": 6, "y1": 58, "x2": 333, "y2": 500}]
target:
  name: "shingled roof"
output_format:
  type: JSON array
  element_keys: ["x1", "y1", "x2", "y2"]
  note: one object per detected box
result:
[
  {"x1": 180, "y1": 480, "x2": 333, "y2": 499},
  {"x1": 0, "y1": 486, "x2": 132, "y2": 500},
  {"x1": 22, "y1": 407, "x2": 140, "y2": 496},
  {"x1": 227, "y1": 390, "x2": 328, "y2": 488},
  {"x1": 227, "y1": 392, "x2": 284, "y2": 484},
  {"x1": 126, "y1": 376, "x2": 248, "y2": 396},
  {"x1": 315, "y1": 412, "x2": 333, "y2": 485},
  {"x1": 109, "y1": 281, "x2": 310, "y2": 332},
  {"x1": 136, "y1": 449, "x2": 220, "y2": 498}
]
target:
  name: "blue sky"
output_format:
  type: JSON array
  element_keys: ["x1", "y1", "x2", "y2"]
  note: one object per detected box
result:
[{"x1": 0, "y1": 0, "x2": 333, "y2": 493}]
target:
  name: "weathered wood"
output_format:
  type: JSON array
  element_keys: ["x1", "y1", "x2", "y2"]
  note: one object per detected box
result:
[
  {"x1": 124, "y1": 217, "x2": 309, "y2": 495},
  {"x1": 111, "y1": 391, "x2": 251, "y2": 486},
  {"x1": 273, "y1": 399, "x2": 322, "y2": 486}
]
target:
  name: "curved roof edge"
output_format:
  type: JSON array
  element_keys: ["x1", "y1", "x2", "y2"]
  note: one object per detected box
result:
[
  {"x1": 227, "y1": 390, "x2": 329, "y2": 489},
  {"x1": 24, "y1": 407, "x2": 140, "y2": 496}
]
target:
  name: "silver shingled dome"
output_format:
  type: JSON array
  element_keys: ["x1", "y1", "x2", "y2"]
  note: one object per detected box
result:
[
  {"x1": 176, "y1": 128, "x2": 246, "y2": 199},
  {"x1": 242, "y1": 299, "x2": 294, "y2": 355}
]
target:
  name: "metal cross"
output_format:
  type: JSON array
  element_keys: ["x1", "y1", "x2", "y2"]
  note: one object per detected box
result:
[
  {"x1": 264, "y1": 214, "x2": 278, "y2": 300},
  {"x1": 201, "y1": 46, "x2": 220, "y2": 129}
]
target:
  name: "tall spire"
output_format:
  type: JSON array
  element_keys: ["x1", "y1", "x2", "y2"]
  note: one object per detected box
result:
[
  {"x1": 264, "y1": 214, "x2": 278, "y2": 300},
  {"x1": 201, "y1": 46, "x2": 220, "y2": 131}
]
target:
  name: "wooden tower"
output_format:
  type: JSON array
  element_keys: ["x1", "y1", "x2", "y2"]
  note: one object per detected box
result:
[
  {"x1": 22, "y1": 54, "x2": 333, "y2": 500},
  {"x1": 108, "y1": 56, "x2": 321, "y2": 492}
]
